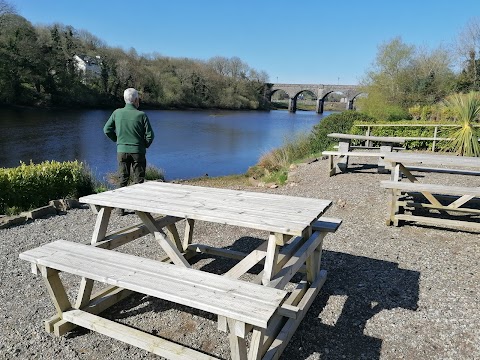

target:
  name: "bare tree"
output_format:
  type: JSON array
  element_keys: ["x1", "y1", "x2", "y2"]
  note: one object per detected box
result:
[
  {"x1": 0, "y1": 0, "x2": 15, "y2": 15},
  {"x1": 455, "y1": 17, "x2": 480, "y2": 89},
  {"x1": 0, "y1": 0, "x2": 15, "y2": 27}
]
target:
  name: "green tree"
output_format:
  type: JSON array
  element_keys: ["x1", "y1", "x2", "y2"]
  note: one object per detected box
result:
[
  {"x1": 0, "y1": 14, "x2": 42, "y2": 104},
  {"x1": 359, "y1": 37, "x2": 456, "y2": 120}
]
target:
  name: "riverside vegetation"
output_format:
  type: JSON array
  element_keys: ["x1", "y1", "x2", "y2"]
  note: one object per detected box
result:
[{"x1": 2, "y1": 91, "x2": 480, "y2": 215}]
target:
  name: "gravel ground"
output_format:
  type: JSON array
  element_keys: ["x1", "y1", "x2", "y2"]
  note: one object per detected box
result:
[{"x1": 1, "y1": 156, "x2": 479, "y2": 360}]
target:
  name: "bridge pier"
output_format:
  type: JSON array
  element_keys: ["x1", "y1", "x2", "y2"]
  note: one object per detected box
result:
[
  {"x1": 316, "y1": 99, "x2": 324, "y2": 114},
  {"x1": 346, "y1": 99, "x2": 354, "y2": 110},
  {"x1": 288, "y1": 98, "x2": 297, "y2": 113}
]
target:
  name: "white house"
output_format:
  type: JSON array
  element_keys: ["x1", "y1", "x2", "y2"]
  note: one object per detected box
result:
[{"x1": 74, "y1": 55, "x2": 101, "y2": 79}]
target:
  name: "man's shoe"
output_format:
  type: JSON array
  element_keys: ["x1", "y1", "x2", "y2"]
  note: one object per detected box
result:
[{"x1": 115, "y1": 208, "x2": 125, "y2": 216}]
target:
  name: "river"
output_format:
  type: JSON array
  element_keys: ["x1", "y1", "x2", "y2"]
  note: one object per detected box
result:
[{"x1": 0, "y1": 108, "x2": 330, "y2": 181}]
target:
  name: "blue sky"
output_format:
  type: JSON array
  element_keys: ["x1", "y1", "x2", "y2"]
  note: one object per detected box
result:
[{"x1": 9, "y1": 0, "x2": 480, "y2": 85}]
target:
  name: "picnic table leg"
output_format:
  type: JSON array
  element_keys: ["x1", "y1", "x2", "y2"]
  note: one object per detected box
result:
[
  {"x1": 304, "y1": 226, "x2": 324, "y2": 283},
  {"x1": 182, "y1": 218, "x2": 195, "y2": 252},
  {"x1": 38, "y1": 266, "x2": 73, "y2": 334},
  {"x1": 337, "y1": 140, "x2": 350, "y2": 173},
  {"x1": 262, "y1": 233, "x2": 282, "y2": 285},
  {"x1": 227, "y1": 319, "x2": 248, "y2": 360},
  {"x1": 78, "y1": 206, "x2": 113, "y2": 307},
  {"x1": 248, "y1": 328, "x2": 266, "y2": 360},
  {"x1": 165, "y1": 223, "x2": 183, "y2": 251},
  {"x1": 136, "y1": 211, "x2": 191, "y2": 268},
  {"x1": 378, "y1": 144, "x2": 393, "y2": 173},
  {"x1": 328, "y1": 155, "x2": 336, "y2": 176}
]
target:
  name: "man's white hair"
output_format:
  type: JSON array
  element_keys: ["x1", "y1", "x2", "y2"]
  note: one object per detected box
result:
[{"x1": 124, "y1": 88, "x2": 139, "y2": 104}]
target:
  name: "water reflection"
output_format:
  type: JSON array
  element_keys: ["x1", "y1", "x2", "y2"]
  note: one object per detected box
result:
[{"x1": 0, "y1": 108, "x2": 329, "y2": 180}]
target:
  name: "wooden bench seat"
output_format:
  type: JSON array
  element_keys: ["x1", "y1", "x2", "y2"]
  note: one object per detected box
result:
[
  {"x1": 381, "y1": 180, "x2": 480, "y2": 230},
  {"x1": 322, "y1": 150, "x2": 390, "y2": 176},
  {"x1": 20, "y1": 240, "x2": 290, "y2": 359},
  {"x1": 333, "y1": 145, "x2": 405, "y2": 151}
]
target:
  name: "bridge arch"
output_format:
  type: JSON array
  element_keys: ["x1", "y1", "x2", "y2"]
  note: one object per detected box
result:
[{"x1": 269, "y1": 83, "x2": 363, "y2": 114}]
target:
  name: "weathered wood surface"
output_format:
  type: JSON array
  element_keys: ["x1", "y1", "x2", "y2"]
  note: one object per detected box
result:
[
  {"x1": 327, "y1": 132, "x2": 406, "y2": 144},
  {"x1": 79, "y1": 182, "x2": 331, "y2": 236},
  {"x1": 381, "y1": 180, "x2": 480, "y2": 197},
  {"x1": 62, "y1": 309, "x2": 218, "y2": 360},
  {"x1": 383, "y1": 152, "x2": 480, "y2": 168},
  {"x1": 322, "y1": 150, "x2": 387, "y2": 157},
  {"x1": 382, "y1": 180, "x2": 480, "y2": 230},
  {"x1": 20, "y1": 240, "x2": 288, "y2": 328}
]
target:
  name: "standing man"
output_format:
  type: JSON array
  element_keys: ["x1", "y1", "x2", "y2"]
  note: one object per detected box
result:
[{"x1": 104, "y1": 88, "x2": 155, "y2": 215}]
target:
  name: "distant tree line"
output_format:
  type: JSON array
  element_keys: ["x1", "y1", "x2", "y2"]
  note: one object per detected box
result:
[{"x1": 0, "y1": 2, "x2": 270, "y2": 109}]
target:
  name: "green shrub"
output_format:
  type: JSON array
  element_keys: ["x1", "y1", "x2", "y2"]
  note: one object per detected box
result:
[
  {"x1": 309, "y1": 111, "x2": 377, "y2": 153},
  {"x1": 0, "y1": 160, "x2": 95, "y2": 214}
]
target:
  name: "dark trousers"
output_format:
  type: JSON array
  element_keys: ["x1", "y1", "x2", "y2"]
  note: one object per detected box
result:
[{"x1": 117, "y1": 152, "x2": 146, "y2": 187}]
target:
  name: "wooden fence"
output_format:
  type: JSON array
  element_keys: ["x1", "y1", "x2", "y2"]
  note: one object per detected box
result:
[{"x1": 355, "y1": 123, "x2": 480, "y2": 151}]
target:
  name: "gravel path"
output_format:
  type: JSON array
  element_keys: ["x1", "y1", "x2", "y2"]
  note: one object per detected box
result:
[{"x1": 1, "y1": 156, "x2": 479, "y2": 360}]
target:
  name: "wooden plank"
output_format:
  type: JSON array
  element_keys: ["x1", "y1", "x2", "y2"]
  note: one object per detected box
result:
[
  {"x1": 49, "y1": 286, "x2": 132, "y2": 336},
  {"x1": 406, "y1": 166, "x2": 480, "y2": 176},
  {"x1": 383, "y1": 152, "x2": 480, "y2": 168},
  {"x1": 91, "y1": 206, "x2": 112, "y2": 244},
  {"x1": 20, "y1": 240, "x2": 288, "y2": 328},
  {"x1": 91, "y1": 215, "x2": 182, "y2": 250},
  {"x1": 187, "y1": 244, "x2": 247, "y2": 260},
  {"x1": 327, "y1": 133, "x2": 406, "y2": 144},
  {"x1": 267, "y1": 231, "x2": 325, "y2": 289},
  {"x1": 262, "y1": 233, "x2": 281, "y2": 285},
  {"x1": 80, "y1": 182, "x2": 330, "y2": 212},
  {"x1": 224, "y1": 242, "x2": 268, "y2": 279},
  {"x1": 227, "y1": 318, "x2": 248, "y2": 360},
  {"x1": 398, "y1": 200, "x2": 480, "y2": 214},
  {"x1": 40, "y1": 267, "x2": 71, "y2": 315},
  {"x1": 80, "y1": 193, "x2": 323, "y2": 236},
  {"x1": 312, "y1": 217, "x2": 342, "y2": 233},
  {"x1": 183, "y1": 219, "x2": 195, "y2": 251},
  {"x1": 263, "y1": 270, "x2": 327, "y2": 360},
  {"x1": 394, "y1": 214, "x2": 480, "y2": 231},
  {"x1": 136, "y1": 211, "x2": 191, "y2": 268},
  {"x1": 62, "y1": 309, "x2": 218, "y2": 360},
  {"x1": 248, "y1": 328, "x2": 265, "y2": 360},
  {"x1": 334, "y1": 145, "x2": 404, "y2": 151},
  {"x1": 381, "y1": 181, "x2": 480, "y2": 197},
  {"x1": 261, "y1": 280, "x2": 309, "y2": 354},
  {"x1": 322, "y1": 150, "x2": 386, "y2": 157},
  {"x1": 82, "y1": 189, "x2": 328, "y2": 229}
]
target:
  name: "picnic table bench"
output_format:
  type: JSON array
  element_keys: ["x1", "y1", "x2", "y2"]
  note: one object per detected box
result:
[
  {"x1": 381, "y1": 152, "x2": 480, "y2": 231},
  {"x1": 19, "y1": 182, "x2": 341, "y2": 360},
  {"x1": 324, "y1": 133, "x2": 406, "y2": 176}
]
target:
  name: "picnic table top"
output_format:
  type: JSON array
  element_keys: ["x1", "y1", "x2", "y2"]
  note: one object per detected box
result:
[
  {"x1": 327, "y1": 132, "x2": 406, "y2": 144},
  {"x1": 382, "y1": 152, "x2": 480, "y2": 168},
  {"x1": 79, "y1": 182, "x2": 332, "y2": 236}
]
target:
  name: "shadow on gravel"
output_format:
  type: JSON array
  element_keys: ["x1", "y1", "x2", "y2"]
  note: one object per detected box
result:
[
  {"x1": 66, "y1": 237, "x2": 420, "y2": 360},
  {"x1": 282, "y1": 250, "x2": 420, "y2": 360}
]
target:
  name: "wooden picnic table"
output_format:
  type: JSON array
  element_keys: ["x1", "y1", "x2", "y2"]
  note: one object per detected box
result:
[
  {"x1": 20, "y1": 182, "x2": 339, "y2": 359},
  {"x1": 381, "y1": 152, "x2": 480, "y2": 230},
  {"x1": 324, "y1": 133, "x2": 406, "y2": 175}
]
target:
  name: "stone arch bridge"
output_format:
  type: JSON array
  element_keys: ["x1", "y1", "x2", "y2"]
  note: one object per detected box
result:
[{"x1": 269, "y1": 83, "x2": 363, "y2": 113}]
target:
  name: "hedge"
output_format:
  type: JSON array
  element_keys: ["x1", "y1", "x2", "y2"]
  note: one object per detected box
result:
[{"x1": 0, "y1": 160, "x2": 95, "y2": 214}]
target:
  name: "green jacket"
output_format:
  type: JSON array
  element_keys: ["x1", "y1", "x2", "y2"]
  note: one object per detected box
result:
[{"x1": 103, "y1": 104, "x2": 155, "y2": 154}]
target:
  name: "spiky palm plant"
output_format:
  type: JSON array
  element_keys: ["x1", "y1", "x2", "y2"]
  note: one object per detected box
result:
[{"x1": 441, "y1": 92, "x2": 480, "y2": 157}]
